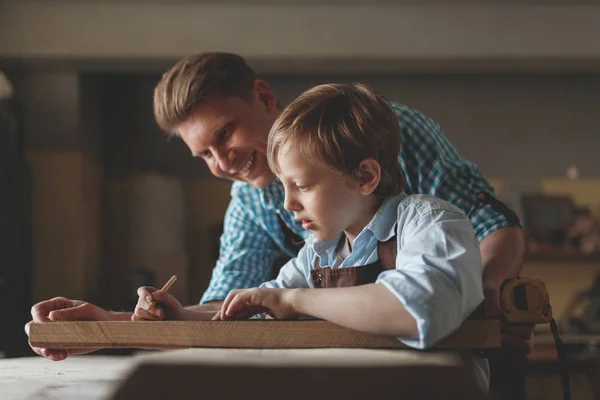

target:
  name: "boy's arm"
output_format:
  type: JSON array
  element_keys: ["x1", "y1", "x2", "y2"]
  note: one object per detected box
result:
[
  {"x1": 291, "y1": 284, "x2": 418, "y2": 337},
  {"x1": 294, "y1": 207, "x2": 482, "y2": 348},
  {"x1": 222, "y1": 206, "x2": 482, "y2": 349}
]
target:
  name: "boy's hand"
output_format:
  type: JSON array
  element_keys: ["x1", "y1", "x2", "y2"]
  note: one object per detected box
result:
[
  {"x1": 26, "y1": 297, "x2": 110, "y2": 361},
  {"x1": 132, "y1": 286, "x2": 184, "y2": 321},
  {"x1": 215, "y1": 288, "x2": 300, "y2": 320}
]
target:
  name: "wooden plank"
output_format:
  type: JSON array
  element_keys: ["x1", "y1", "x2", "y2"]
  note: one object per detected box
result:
[{"x1": 29, "y1": 319, "x2": 500, "y2": 350}]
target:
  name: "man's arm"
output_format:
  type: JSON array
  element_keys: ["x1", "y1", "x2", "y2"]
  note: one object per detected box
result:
[
  {"x1": 480, "y1": 226, "x2": 525, "y2": 295},
  {"x1": 199, "y1": 184, "x2": 284, "y2": 304}
]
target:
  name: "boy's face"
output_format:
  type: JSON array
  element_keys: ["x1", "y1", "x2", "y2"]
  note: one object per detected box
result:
[
  {"x1": 277, "y1": 146, "x2": 376, "y2": 243},
  {"x1": 174, "y1": 81, "x2": 280, "y2": 189}
]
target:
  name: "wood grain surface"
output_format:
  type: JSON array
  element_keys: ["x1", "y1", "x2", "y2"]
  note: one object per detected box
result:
[{"x1": 29, "y1": 319, "x2": 500, "y2": 350}]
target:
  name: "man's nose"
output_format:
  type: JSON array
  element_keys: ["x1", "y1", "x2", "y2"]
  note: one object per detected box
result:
[{"x1": 214, "y1": 149, "x2": 235, "y2": 173}]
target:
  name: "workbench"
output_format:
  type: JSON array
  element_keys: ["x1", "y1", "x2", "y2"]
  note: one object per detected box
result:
[{"x1": 0, "y1": 349, "x2": 488, "y2": 400}]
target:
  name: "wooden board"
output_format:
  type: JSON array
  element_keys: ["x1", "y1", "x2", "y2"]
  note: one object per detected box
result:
[{"x1": 29, "y1": 319, "x2": 500, "y2": 350}]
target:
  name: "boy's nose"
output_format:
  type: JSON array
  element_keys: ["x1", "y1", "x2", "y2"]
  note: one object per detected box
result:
[{"x1": 283, "y1": 193, "x2": 300, "y2": 211}]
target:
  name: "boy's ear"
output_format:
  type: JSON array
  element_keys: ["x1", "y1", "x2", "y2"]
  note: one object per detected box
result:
[{"x1": 355, "y1": 159, "x2": 381, "y2": 195}]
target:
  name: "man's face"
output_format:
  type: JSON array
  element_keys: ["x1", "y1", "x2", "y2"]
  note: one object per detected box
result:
[
  {"x1": 175, "y1": 84, "x2": 279, "y2": 189},
  {"x1": 277, "y1": 146, "x2": 373, "y2": 243}
]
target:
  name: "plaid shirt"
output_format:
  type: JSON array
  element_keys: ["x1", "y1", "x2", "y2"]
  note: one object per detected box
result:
[{"x1": 200, "y1": 102, "x2": 514, "y2": 303}]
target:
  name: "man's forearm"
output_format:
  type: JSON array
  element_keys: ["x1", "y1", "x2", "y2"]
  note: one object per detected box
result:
[
  {"x1": 291, "y1": 284, "x2": 418, "y2": 337},
  {"x1": 108, "y1": 312, "x2": 134, "y2": 321},
  {"x1": 480, "y1": 226, "x2": 525, "y2": 289}
]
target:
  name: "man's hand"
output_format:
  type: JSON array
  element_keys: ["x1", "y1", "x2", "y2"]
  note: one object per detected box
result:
[
  {"x1": 25, "y1": 297, "x2": 111, "y2": 361},
  {"x1": 484, "y1": 285, "x2": 534, "y2": 355},
  {"x1": 132, "y1": 286, "x2": 185, "y2": 321},
  {"x1": 215, "y1": 288, "x2": 300, "y2": 320}
]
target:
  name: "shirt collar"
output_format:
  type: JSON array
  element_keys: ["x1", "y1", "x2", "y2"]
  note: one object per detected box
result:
[
  {"x1": 364, "y1": 192, "x2": 407, "y2": 242},
  {"x1": 306, "y1": 192, "x2": 407, "y2": 256}
]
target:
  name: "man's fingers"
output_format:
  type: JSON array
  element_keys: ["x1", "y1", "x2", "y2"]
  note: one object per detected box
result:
[
  {"x1": 30, "y1": 306, "x2": 50, "y2": 323},
  {"x1": 501, "y1": 322, "x2": 534, "y2": 354},
  {"x1": 48, "y1": 303, "x2": 99, "y2": 321},
  {"x1": 482, "y1": 287, "x2": 502, "y2": 318},
  {"x1": 41, "y1": 348, "x2": 68, "y2": 361},
  {"x1": 31, "y1": 297, "x2": 75, "y2": 322},
  {"x1": 501, "y1": 323, "x2": 534, "y2": 337}
]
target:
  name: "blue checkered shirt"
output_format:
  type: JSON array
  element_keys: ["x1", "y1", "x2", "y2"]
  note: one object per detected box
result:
[{"x1": 200, "y1": 102, "x2": 515, "y2": 303}]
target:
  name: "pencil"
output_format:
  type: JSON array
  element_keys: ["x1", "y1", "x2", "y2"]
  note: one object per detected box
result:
[
  {"x1": 160, "y1": 275, "x2": 177, "y2": 292},
  {"x1": 146, "y1": 275, "x2": 177, "y2": 311}
]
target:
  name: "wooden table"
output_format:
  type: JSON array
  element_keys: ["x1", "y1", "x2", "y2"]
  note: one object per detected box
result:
[
  {"x1": 0, "y1": 355, "x2": 135, "y2": 400},
  {"x1": 0, "y1": 349, "x2": 488, "y2": 400}
]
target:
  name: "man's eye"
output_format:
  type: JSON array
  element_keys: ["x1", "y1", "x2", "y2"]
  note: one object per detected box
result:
[
  {"x1": 200, "y1": 150, "x2": 212, "y2": 158},
  {"x1": 218, "y1": 127, "x2": 231, "y2": 141}
]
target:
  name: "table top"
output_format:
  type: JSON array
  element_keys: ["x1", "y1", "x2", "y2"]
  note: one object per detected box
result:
[
  {"x1": 0, "y1": 349, "x2": 467, "y2": 400},
  {"x1": 0, "y1": 355, "x2": 135, "y2": 400}
]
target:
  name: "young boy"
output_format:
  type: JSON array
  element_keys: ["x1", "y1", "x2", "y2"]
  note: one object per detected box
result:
[{"x1": 134, "y1": 83, "x2": 488, "y2": 387}]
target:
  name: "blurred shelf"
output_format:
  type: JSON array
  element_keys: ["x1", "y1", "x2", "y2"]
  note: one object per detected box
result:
[{"x1": 525, "y1": 252, "x2": 600, "y2": 262}]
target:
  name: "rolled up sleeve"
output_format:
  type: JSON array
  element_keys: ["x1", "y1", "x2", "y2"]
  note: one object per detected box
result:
[{"x1": 376, "y1": 207, "x2": 484, "y2": 349}]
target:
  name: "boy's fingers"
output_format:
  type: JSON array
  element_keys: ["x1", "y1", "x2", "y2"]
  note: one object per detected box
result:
[
  {"x1": 151, "y1": 290, "x2": 170, "y2": 303},
  {"x1": 221, "y1": 291, "x2": 237, "y2": 316},
  {"x1": 226, "y1": 292, "x2": 251, "y2": 317},
  {"x1": 137, "y1": 287, "x2": 157, "y2": 303},
  {"x1": 148, "y1": 304, "x2": 164, "y2": 318},
  {"x1": 133, "y1": 306, "x2": 163, "y2": 321},
  {"x1": 212, "y1": 310, "x2": 222, "y2": 320}
]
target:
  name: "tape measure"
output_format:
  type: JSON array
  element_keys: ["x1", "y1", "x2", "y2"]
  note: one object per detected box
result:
[
  {"x1": 500, "y1": 277, "x2": 553, "y2": 324},
  {"x1": 500, "y1": 276, "x2": 569, "y2": 400}
]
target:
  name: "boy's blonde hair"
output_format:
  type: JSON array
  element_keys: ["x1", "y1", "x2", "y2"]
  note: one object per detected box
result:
[
  {"x1": 267, "y1": 83, "x2": 406, "y2": 198},
  {"x1": 154, "y1": 52, "x2": 257, "y2": 133}
]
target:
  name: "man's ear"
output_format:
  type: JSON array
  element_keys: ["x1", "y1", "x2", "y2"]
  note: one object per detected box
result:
[
  {"x1": 355, "y1": 159, "x2": 381, "y2": 195},
  {"x1": 253, "y1": 79, "x2": 278, "y2": 111}
]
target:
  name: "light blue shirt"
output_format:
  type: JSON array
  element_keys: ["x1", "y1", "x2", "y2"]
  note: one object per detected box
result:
[
  {"x1": 261, "y1": 193, "x2": 490, "y2": 388},
  {"x1": 201, "y1": 102, "x2": 514, "y2": 304}
]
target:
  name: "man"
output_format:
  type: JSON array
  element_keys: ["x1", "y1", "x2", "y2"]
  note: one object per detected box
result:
[{"x1": 27, "y1": 53, "x2": 529, "y2": 399}]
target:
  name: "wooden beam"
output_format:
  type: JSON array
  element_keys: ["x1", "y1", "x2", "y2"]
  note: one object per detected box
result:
[{"x1": 29, "y1": 319, "x2": 500, "y2": 350}]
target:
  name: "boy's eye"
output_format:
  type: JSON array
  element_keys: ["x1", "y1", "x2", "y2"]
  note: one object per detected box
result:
[
  {"x1": 199, "y1": 150, "x2": 212, "y2": 158},
  {"x1": 296, "y1": 184, "x2": 308, "y2": 191}
]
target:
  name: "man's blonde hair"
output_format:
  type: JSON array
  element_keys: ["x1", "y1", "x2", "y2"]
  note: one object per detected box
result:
[
  {"x1": 268, "y1": 83, "x2": 406, "y2": 198},
  {"x1": 153, "y1": 52, "x2": 257, "y2": 133}
]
